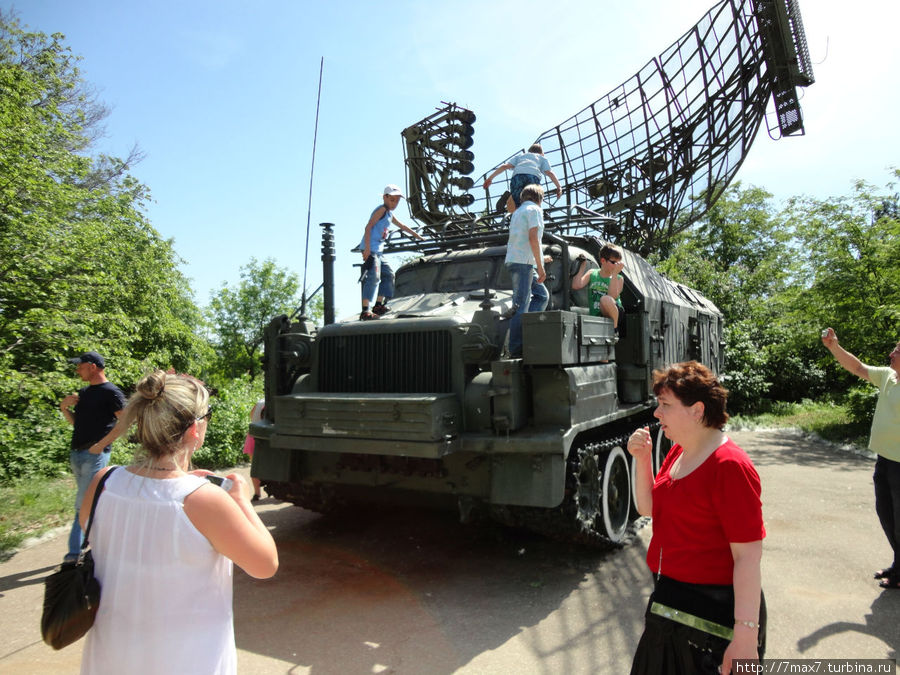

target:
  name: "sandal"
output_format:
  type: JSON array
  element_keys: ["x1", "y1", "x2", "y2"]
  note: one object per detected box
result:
[
  {"x1": 878, "y1": 574, "x2": 900, "y2": 590},
  {"x1": 874, "y1": 566, "x2": 894, "y2": 580}
]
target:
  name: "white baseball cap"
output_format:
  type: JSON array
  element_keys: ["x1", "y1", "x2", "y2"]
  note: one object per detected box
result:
[{"x1": 383, "y1": 184, "x2": 404, "y2": 197}]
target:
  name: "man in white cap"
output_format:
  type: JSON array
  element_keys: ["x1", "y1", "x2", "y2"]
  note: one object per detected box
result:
[
  {"x1": 59, "y1": 351, "x2": 125, "y2": 562},
  {"x1": 357, "y1": 184, "x2": 424, "y2": 320}
]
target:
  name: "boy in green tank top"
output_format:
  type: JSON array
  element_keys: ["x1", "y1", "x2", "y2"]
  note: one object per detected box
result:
[{"x1": 572, "y1": 243, "x2": 625, "y2": 329}]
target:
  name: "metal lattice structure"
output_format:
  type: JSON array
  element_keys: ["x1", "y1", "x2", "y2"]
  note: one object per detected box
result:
[{"x1": 398, "y1": 0, "x2": 813, "y2": 256}]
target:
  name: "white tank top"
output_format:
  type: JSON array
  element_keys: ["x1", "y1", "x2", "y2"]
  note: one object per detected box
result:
[{"x1": 81, "y1": 469, "x2": 236, "y2": 674}]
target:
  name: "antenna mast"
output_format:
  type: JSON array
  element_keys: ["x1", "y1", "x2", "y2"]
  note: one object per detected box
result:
[{"x1": 300, "y1": 57, "x2": 325, "y2": 317}]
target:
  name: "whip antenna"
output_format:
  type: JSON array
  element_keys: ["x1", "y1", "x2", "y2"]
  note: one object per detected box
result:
[{"x1": 300, "y1": 57, "x2": 324, "y2": 317}]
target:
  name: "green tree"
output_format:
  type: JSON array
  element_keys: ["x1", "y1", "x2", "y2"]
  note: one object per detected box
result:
[
  {"x1": 0, "y1": 14, "x2": 208, "y2": 480},
  {"x1": 785, "y1": 173, "x2": 900, "y2": 380},
  {"x1": 207, "y1": 258, "x2": 320, "y2": 380},
  {"x1": 653, "y1": 184, "x2": 797, "y2": 411}
]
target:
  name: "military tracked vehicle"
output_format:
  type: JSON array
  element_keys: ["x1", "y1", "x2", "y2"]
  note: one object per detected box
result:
[
  {"x1": 249, "y1": 0, "x2": 813, "y2": 545},
  {"x1": 256, "y1": 224, "x2": 721, "y2": 545}
]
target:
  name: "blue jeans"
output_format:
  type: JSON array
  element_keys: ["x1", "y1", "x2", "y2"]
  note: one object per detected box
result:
[
  {"x1": 67, "y1": 449, "x2": 110, "y2": 558},
  {"x1": 361, "y1": 254, "x2": 395, "y2": 306},
  {"x1": 506, "y1": 262, "x2": 549, "y2": 357}
]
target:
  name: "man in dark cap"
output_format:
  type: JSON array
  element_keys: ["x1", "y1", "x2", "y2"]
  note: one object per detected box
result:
[{"x1": 59, "y1": 351, "x2": 125, "y2": 562}]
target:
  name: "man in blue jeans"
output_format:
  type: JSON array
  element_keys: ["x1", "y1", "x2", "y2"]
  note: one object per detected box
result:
[
  {"x1": 504, "y1": 184, "x2": 549, "y2": 357},
  {"x1": 59, "y1": 351, "x2": 125, "y2": 562}
]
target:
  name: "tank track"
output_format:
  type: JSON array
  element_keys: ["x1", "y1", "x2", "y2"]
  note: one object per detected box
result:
[
  {"x1": 490, "y1": 433, "x2": 636, "y2": 549},
  {"x1": 263, "y1": 479, "x2": 343, "y2": 514}
]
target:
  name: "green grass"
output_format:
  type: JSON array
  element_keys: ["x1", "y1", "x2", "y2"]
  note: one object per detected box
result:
[
  {"x1": 729, "y1": 400, "x2": 869, "y2": 449},
  {"x1": 0, "y1": 475, "x2": 74, "y2": 560}
]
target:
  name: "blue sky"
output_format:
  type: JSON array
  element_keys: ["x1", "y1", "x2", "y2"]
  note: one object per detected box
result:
[{"x1": 10, "y1": 0, "x2": 900, "y2": 318}]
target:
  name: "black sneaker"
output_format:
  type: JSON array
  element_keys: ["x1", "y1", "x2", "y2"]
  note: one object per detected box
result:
[
  {"x1": 372, "y1": 304, "x2": 390, "y2": 316},
  {"x1": 360, "y1": 310, "x2": 378, "y2": 321}
]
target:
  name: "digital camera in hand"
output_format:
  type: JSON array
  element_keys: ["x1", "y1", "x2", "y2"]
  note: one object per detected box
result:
[{"x1": 206, "y1": 475, "x2": 234, "y2": 492}]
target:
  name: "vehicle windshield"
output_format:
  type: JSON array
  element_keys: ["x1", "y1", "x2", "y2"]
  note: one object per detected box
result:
[{"x1": 395, "y1": 257, "x2": 501, "y2": 296}]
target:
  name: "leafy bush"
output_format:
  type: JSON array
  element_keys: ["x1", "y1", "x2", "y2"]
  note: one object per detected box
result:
[
  {"x1": 0, "y1": 408, "x2": 73, "y2": 482},
  {"x1": 765, "y1": 351, "x2": 827, "y2": 403},
  {"x1": 845, "y1": 383, "x2": 878, "y2": 428},
  {"x1": 192, "y1": 376, "x2": 263, "y2": 470},
  {"x1": 721, "y1": 321, "x2": 770, "y2": 414}
]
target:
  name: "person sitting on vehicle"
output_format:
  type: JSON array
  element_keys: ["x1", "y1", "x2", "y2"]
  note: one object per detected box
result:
[{"x1": 571, "y1": 244, "x2": 625, "y2": 329}]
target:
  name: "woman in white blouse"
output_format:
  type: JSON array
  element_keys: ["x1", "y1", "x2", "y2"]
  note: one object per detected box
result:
[{"x1": 79, "y1": 370, "x2": 278, "y2": 674}]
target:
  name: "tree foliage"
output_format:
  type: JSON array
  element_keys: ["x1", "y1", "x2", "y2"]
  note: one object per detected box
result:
[
  {"x1": 0, "y1": 14, "x2": 208, "y2": 479},
  {"x1": 784, "y1": 174, "x2": 900, "y2": 368},
  {"x1": 654, "y1": 177, "x2": 900, "y2": 415},
  {"x1": 207, "y1": 258, "x2": 320, "y2": 381},
  {"x1": 653, "y1": 184, "x2": 796, "y2": 410}
]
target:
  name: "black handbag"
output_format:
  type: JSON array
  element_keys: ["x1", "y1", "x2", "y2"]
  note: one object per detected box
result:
[{"x1": 41, "y1": 466, "x2": 118, "y2": 650}]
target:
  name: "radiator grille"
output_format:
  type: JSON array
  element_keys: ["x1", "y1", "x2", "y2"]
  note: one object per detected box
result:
[{"x1": 318, "y1": 331, "x2": 453, "y2": 393}]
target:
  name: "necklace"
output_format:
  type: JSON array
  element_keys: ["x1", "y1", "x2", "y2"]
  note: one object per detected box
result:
[{"x1": 147, "y1": 465, "x2": 181, "y2": 472}]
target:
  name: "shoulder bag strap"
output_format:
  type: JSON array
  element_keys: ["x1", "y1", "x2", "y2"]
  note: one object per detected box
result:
[{"x1": 81, "y1": 466, "x2": 118, "y2": 550}]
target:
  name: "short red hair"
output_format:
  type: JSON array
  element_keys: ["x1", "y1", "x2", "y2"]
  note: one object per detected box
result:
[{"x1": 652, "y1": 361, "x2": 729, "y2": 429}]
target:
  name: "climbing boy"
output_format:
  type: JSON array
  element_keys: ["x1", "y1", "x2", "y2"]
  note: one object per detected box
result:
[
  {"x1": 482, "y1": 143, "x2": 563, "y2": 207},
  {"x1": 505, "y1": 184, "x2": 550, "y2": 357},
  {"x1": 358, "y1": 185, "x2": 424, "y2": 321}
]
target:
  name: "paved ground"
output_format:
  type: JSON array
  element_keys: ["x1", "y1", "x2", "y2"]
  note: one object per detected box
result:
[{"x1": 1, "y1": 429, "x2": 898, "y2": 673}]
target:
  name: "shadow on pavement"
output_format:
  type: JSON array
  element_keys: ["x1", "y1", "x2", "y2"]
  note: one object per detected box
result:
[
  {"x1": 0, "y1": 563, "x2": 57, "y2": 597},
  {"x1": 233, "y1": 502, "x2": 650, "y2": 674},
  {"x1": 796, "y1": 591, "x2": 900, "y2": 660}
]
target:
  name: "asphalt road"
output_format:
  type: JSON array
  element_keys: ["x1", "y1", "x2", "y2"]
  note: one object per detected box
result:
[{"x1": 1, "y1": 429, "x2": 898, "y2": 674}]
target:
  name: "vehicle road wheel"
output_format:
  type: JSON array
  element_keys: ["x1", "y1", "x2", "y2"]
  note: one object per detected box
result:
[
  {"x1": 599, "y1": 445, "x2": 631, "y2": 543},
  {"x1": 572, "y1": 446, "x2": 601, "y2": 534}
]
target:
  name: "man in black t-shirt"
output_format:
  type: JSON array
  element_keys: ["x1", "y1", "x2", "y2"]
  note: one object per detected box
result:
[{"x1": 59, "y1": 351, "x2": 125, "y2": 562}]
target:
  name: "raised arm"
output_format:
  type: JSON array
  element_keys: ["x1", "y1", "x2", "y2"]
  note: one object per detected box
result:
[
  {"x1": 545, "y1": 169, "x2": 563, "y2": 198},
  {"x1": 482, "y1": 163, "x2": 513, "y2": 189},
  {"x1": 608, "y1": 262, "x2": 625, "y2": 300},
  {"x1": 184, "y1": 474, "x2": 279, "y2": 579},
  {"x1": 626, "y1": 426, "x2": 654, "y2": 516},
  {"x1": 392, "y1": 216, "x2": 424, "y2": 241},
  {"x1": 571, "y1": 259, "x2": 593, "y2": 291},
  {"x1": 821, "y1": 328, "x2": 870, "y2": 382},
  {"x1": 60, "y1": 393, "x2": 79, "y2": 425}
]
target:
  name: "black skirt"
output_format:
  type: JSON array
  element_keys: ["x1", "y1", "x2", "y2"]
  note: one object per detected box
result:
[{"x1": 630, "y1": 575, "x2": 766, "y2": 675}]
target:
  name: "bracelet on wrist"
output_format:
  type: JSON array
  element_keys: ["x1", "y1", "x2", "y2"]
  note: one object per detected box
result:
[{"x1": 734, "y1": 619, "x2": 759, "y2": 630}]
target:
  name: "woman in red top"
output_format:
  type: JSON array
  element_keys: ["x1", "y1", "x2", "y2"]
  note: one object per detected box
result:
[{"x1": 627, "y1": 361, "x2": 766, "y2": 675}]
